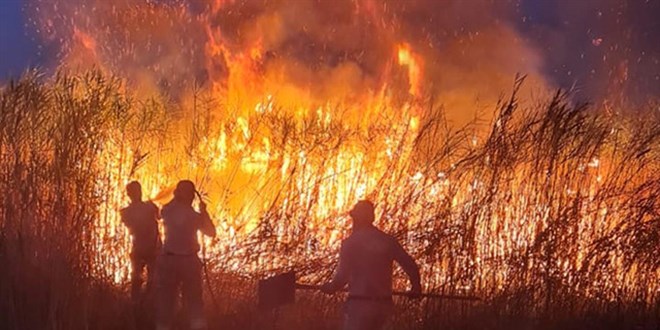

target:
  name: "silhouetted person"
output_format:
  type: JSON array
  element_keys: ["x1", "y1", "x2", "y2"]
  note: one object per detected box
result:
[
  {"x1": 156, "y1": 180, "x2": 216, "y2": 330},
  {"x1": 120, "y1": 181, "x2": 161, "y2": 304},
  {"x1": 321, "y1": 200, "x2": 421, "y2": 330}
]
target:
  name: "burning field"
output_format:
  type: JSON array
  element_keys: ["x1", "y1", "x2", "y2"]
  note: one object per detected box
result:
[{"x1": 0, "y1": 0, "x2": 659, "y2": 329}]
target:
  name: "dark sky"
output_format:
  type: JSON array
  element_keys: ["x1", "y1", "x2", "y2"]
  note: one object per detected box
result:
[
  {"x1": 1, "y1": 0, "x2": 659, "y2": 103},
  {"x1": 0, "y1": 0, "x2": 41, "y2": 78},
  {"x1": 515, "y1": 0, "x2": 660, "y2": 103}
]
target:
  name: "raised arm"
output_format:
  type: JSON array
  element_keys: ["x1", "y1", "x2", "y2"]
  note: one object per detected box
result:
[
  {"x1": 321, "y1": 242, "x2": 350, "y2": 294},
  {"x1": 198, "y1": 201, "x2": 216, "y2": 238},
  {"x1": 393, "y1": 240, "x2": 422, "y2": 295}
]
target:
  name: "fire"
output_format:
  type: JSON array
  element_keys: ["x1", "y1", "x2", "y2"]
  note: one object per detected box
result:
[
  {"x1": 397, "y1": 43, "x2": 423, "y2": 96},
  {"x1": 22, "y1": 0, "x2": 660, "y2": 304},
  {"x1": 73, "y1": 28, "x2": 98, "y2": 58},
  {"x1": 94, "y1": 80, "x2": 421, "y2": 282}
]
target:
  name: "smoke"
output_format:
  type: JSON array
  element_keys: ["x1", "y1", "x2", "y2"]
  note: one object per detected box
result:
[
  {"x1": 26, "y1": 0, "x2": 657, "y2": 123},
  {"x1": 198, "y1": 0, "x2": 550, "y2": 120},
  {"x1": 26, "y1": 0, "x2": 210, "y2": 97}
]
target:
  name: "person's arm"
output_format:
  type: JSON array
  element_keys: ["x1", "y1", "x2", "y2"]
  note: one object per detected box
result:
[
  {"x1": 321, "y1": 242, "x2": 350, "y2": 294},
  {"x1": 198, "y1": 201, "x2": 216, "y2": 238},
  {"x1": 147, "y1": 201, "x2": 161, "y2": 221},
  {"x1": 120, "y1": 207, "x2": 132, "y2": 228},
  {"x1": 393, "y1": 239, "x2": 422, "y2": 297}
]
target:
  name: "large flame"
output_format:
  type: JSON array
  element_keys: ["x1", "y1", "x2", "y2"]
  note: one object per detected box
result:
[
  {"x1": 22, "y1": 0, "x2": 658, "y2": 302},
  {"x1": 397, "y1": 43, "x2": 423, "y2": 96}
]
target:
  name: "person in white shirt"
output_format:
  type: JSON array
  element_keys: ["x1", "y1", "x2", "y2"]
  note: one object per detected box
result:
[
  {"x1": 155, "y1": 180, "x2": 216, "y2": 330},
  {"x1": 120, "y1": 181, "x2": 161, "y2": 304},
  {"x1": 321, "y1": 200, "x2": 421, "y2": 330}
]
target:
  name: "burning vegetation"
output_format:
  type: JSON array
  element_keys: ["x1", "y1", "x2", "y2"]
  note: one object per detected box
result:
[{"x1": 1, "y1": 0, "x2": 659, "y2": 329}]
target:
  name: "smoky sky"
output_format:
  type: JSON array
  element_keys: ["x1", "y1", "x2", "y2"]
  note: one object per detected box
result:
[
  {"x1": 517, "y1": 0, "x2": 660, "y2": 105},
  {"x1": 2, "y1": 0, "x2": 659, "y2": 106}
]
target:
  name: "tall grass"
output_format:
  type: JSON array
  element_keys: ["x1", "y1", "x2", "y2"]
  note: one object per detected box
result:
[
  {"x1": 0, "y1": 72, "x2": 134, "y2": 329},
  {"x1": 0, "y1": 72, "x2": 658, "y2": 329}
]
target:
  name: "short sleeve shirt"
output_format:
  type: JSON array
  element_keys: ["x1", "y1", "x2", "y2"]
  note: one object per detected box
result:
[
  {"x1": 120, "y1": 201, "x2": 161, "y2": 257},
  {"x1": 161, "y1": 202, "x2": 205, "y2": 255},
  {"x1": 337, "y1": 227, "x2": 406, "y2": 297}
]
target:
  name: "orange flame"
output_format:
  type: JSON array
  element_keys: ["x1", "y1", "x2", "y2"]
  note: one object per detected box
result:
[
  {"x1": 24, "y1": 0, "x2": 658, "y2": 301},
  {"x1": 397, "y1": 43, "x2": 423, "y2": 96}
]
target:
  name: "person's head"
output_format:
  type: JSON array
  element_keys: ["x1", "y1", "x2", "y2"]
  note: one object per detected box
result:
[
  {"x1": 173, "y1": 180, "x2": 196, "y2": 205},
  {"x1": 126, "y1": 181, "x2": 142, "y2": 203},
  {"x1": 349, "y1": 200, "x2": 375, "y2": 230}
]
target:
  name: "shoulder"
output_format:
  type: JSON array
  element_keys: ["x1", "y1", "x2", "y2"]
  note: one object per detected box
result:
[
  {"x1": 373, "y1": 226, "x2": 393, "y2": 238},
  {"x1": 161, "y1": 203, "x2": 197, "y2": 217},
  {"x1": 341, "y1": 234, "x2": 356, "y2": 248},
  {"x1": 161, "y1": 202, "x2": 174, "y2": 215},
  {"x1": 368, "y1": 226, "x2": 392, "y2": 240},
  {"x1": 144, "y1": 201, "x2": 159, "y2": 212},
  {"x1": 185, "y1": 207, "x2": 202, "y2": 219},
  {"x1": 376, "y1": 229, "x2": 401, "y2": 248},
  {"x1": 120, "y1": 206, "x2": 130, "y2": 218},
  {"x1": 383, "y1": 230, "x2": 397, "y2": 242},
  {"x1": 121, "y1": 203, "x2": 138, "y2": 215}
]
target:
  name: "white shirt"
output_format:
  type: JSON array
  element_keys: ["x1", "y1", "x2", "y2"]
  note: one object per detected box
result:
[{"x1": 161, "y1": 201, "x2": 213, "y2": 255}]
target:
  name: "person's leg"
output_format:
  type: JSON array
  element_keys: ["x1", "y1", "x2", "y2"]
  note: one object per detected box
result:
[
  {"x1": 182, "y1": 256, "x2": 206, "y2": 330},
  {"x1": 140, "y1": 254, "x2": 158, "y2": 325},
  {"x1": 155, "y1": 255, "x2": 178, "y2": 330},
  {"x1": 344, "y1": 301, "x2": 392, "y2": 330},
  {"x1": 343, "y1": 301, "x2": 368, "y2": 330},
  {"x1": 130, "y1": 254, "x2": 146, "y2": 303},
  {"x1": 145, "y1": 254, "x2": 157, "y2": 299},
  {"x1": 370, "y1": 302, "x2": 393, "y2": 330}
]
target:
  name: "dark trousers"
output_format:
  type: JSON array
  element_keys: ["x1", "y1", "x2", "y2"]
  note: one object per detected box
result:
[
  {"x1": 155, "y1": 254, "x2": 206, "y2": 330},
  {"x1": 343, "y1": 300, "x2": 393, "y2": 330},
  {"x1": 130, "y1": 252, "x2": 157, "y2": 303}
]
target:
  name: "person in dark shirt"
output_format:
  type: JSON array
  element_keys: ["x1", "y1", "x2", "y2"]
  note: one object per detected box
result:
[
  {"x1": 321, "y1": 200, "x2": 421, "y2": 330},
  {"x1": 120, "y1": 181, "x2": 161, "y2": 304}
]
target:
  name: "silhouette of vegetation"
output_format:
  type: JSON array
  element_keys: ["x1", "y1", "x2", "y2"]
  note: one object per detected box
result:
[{"x1": 0, "y1": 72, "x2": 658, "y2": 329}]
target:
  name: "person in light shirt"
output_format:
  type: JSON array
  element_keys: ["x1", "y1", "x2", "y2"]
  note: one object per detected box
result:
[
  {"x1": 321, "y1": 200, "x2": 421, "y2": 330},
  {"x1": 155, "y1": 180, "x2": 216, "y2": 330},
  {"x1": 120, "y1": 181, "x2": 161, "y2": 305}
]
